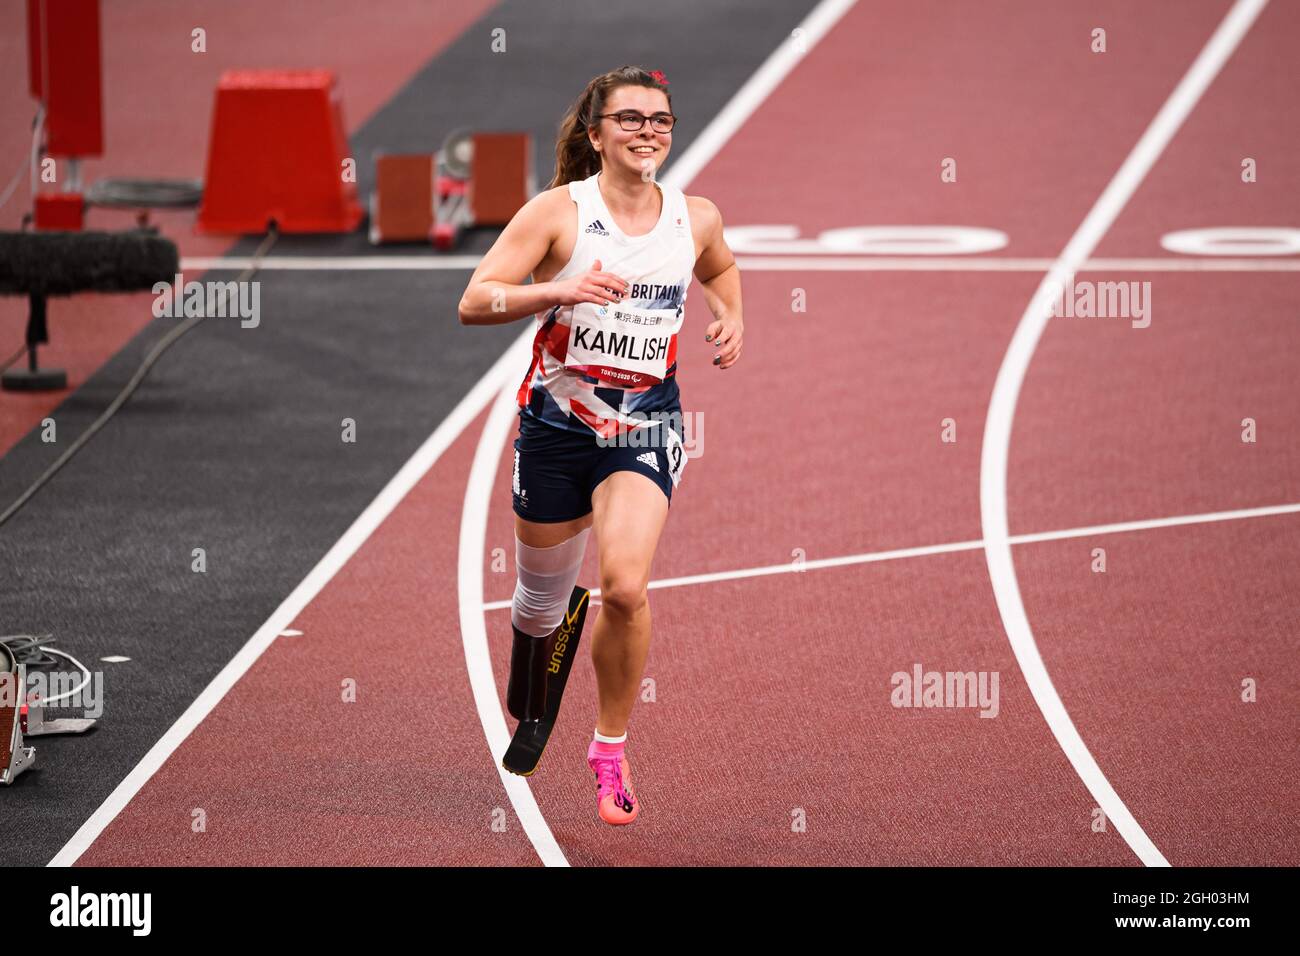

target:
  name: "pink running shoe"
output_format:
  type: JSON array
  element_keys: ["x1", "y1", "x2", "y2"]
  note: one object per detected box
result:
[{"x1": 587, "y1": 740, "x2": 639, "y2": 825}]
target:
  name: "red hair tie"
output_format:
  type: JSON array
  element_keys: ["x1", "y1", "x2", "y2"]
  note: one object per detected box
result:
[{"x1": 649, "y1": 69, "x2": 669, "y2": 85}]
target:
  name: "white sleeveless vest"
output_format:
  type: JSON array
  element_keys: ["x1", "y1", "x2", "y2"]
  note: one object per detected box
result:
[{"x1": 516, "y1": 171, "x2": 694, "y2": 437}]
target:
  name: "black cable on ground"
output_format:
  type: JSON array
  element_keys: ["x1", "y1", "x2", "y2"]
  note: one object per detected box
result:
[{"x1": 0, "y1": 226, "x2": 280, "y2": 530}]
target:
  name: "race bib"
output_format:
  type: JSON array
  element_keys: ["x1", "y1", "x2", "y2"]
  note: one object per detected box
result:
[
  {"x1": 664, "y1": 426, "x2": 687, "y2": 488},
  {"x1": 564, "y1": 301, "x2": 680, "y2": 387}
]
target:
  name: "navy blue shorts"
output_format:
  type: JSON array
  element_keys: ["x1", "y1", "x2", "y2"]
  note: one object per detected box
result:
[{"x1": 511, "y1": 410, "x2": 687, "y2": 523}]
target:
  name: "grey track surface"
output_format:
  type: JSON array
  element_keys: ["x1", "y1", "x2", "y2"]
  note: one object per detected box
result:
[{"x1": 0, "y1": 0, "x2": 820, "y2": 865}]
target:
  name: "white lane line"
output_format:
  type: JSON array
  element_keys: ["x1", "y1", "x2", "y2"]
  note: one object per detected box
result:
[
  {"x1": 458, "y1": 333, "x2": 569, "y2": 867},
  {"x1": 1008, "y1": 501, "x2": 1300, "y2": 545},
  {"x1": 47, "y1": 327, "x2": 528, "y2": 867},
  {"x1": 455, "y1": 0, "x2": 863, "y2": 865},
  {"x1": 979, "y1": 0, "x2": 1270, "y2": 869},
  {"x1": 181, "y1": 255, "x2": 485, "y2": 271},
  {"x1": 480, "y1": 500, "x2": 1300, "y2": 610},
  {"x1": 1083, "y1": 257, "x2": 1300, "y2": 272},
  {"x1": 734, "y1": 257, "x2": 1300, "y2": 272},
  {"x1": 482, "y1": 539, "x2": 986, "y2": 611},
  {"x1": 180, "y1": 255, "x2": 1300, "y2": 273}
]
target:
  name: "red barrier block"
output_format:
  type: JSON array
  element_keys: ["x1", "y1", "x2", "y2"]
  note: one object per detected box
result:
[
  {"x1": 33, "y1": 192, "x2": 85, "y2": 230},
  {"x1": 197, "y1": 69, "x2": 362, "y2": 234}
]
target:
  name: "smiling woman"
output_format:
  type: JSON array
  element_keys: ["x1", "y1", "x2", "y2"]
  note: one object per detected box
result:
[
  {"x1": 548, "y1": 67, "x2": 677, "y2": 192},
  {"x1": 457, "y1": 64, "x2": 744, "y2": 828}
]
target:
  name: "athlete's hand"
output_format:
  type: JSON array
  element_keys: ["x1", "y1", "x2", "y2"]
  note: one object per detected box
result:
[
  {"x1": 705, "y1": 315, "x2": 744, "y2": 369},
  {"x1": 550, "y1": 259, "x2": 629, "y2": 308}
]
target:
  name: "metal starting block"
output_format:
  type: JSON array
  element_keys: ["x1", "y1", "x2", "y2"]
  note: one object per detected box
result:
[
  {"x1": 1, "y1": 644, "x2": 34, "y2": 786},
  {"x1": 23, "y1": 699, "x2": 97, "y2": 736},
  {"x1": 0, "y1": 639, "x2": 99, "y2": 785},
  {"x1": 369, "y1": 129, "x2": 533, "y2": 249}
]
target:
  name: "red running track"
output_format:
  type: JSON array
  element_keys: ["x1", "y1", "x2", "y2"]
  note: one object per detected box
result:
[{"x1": 74, "y1": 0, "x2": 1297, "y2": 866}]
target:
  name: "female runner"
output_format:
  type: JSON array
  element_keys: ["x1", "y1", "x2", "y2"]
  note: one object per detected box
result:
[{"x1": 459, "y1": 65, "x2": 743, "y2": 825}]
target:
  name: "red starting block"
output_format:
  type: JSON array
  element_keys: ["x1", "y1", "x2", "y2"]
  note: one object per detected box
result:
[
  {"x1": 197, "y1": 69, "x2": 363, "y2": 234},
  {"x1": 368, "y1": 154, "x2": 435, "y2": 244},
  {"x1": 470, "y1": 132, "x2": 533, "y2": 226},
  {"x1": 369, "y1": 130, "x2": 533, "y2": 249}
]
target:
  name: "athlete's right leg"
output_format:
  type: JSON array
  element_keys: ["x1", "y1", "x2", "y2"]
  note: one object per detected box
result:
[
  {"x1": 510, "y1": 447, "x2": 594, "y2": 638},
  {"x1": 506, "y1": 415, "x2": 596, "y2": 720},
  {"x1": 514, "y1": 512, "x2": 593, "y2": 549},
  {"x1": 511, "y1": 513, "x2": 593, "y2": 641},
  {"x1": 501, "y1": 512, "x2": 596, "y2": 773},
  {"x1": 507, "y1": 515, "x2": 592, "y2": 720}
]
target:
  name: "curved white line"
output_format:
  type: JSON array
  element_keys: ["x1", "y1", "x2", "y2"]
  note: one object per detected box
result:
[
  {"x1": 980, "y1": 0, "x2": 1268, "y2": 868},
  {"x1": 458, "y1": 332, "x2": 571, "y2": 866}
]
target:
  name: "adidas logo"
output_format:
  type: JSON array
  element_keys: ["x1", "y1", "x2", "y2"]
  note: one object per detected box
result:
[
  {"x1": 585, "y1": 219, "x2": 610, "y2": 236},
  {"x1": 637, "y1": 451, "x2": 659, "y2": 472}
]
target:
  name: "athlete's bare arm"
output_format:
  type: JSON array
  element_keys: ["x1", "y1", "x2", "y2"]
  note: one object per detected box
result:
[
  {"x1": 459, "y1": 188, "x2": 629, "y2": 326},
  {"x1": 688, "y1": 196, "x2": 744, "y2": 369}
]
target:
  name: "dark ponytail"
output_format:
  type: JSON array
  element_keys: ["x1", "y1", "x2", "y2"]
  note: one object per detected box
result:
[{"x1": 548, "y1": 65, "x2": 672, "y2": 190}]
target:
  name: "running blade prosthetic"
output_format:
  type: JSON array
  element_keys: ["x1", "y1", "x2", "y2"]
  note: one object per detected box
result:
[{"x1": 502, "y1": 585, "x2": 590, "y2": 776}]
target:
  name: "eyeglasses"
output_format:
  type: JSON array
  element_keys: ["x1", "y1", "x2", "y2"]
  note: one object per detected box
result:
[{"x1": 594, "y1": 110, "x2": 677, "y2": 133}]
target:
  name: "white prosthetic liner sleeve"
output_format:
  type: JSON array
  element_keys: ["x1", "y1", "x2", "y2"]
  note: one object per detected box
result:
[{"x1": 511, "y1": 527, "x2": 591, "y2": 637}]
